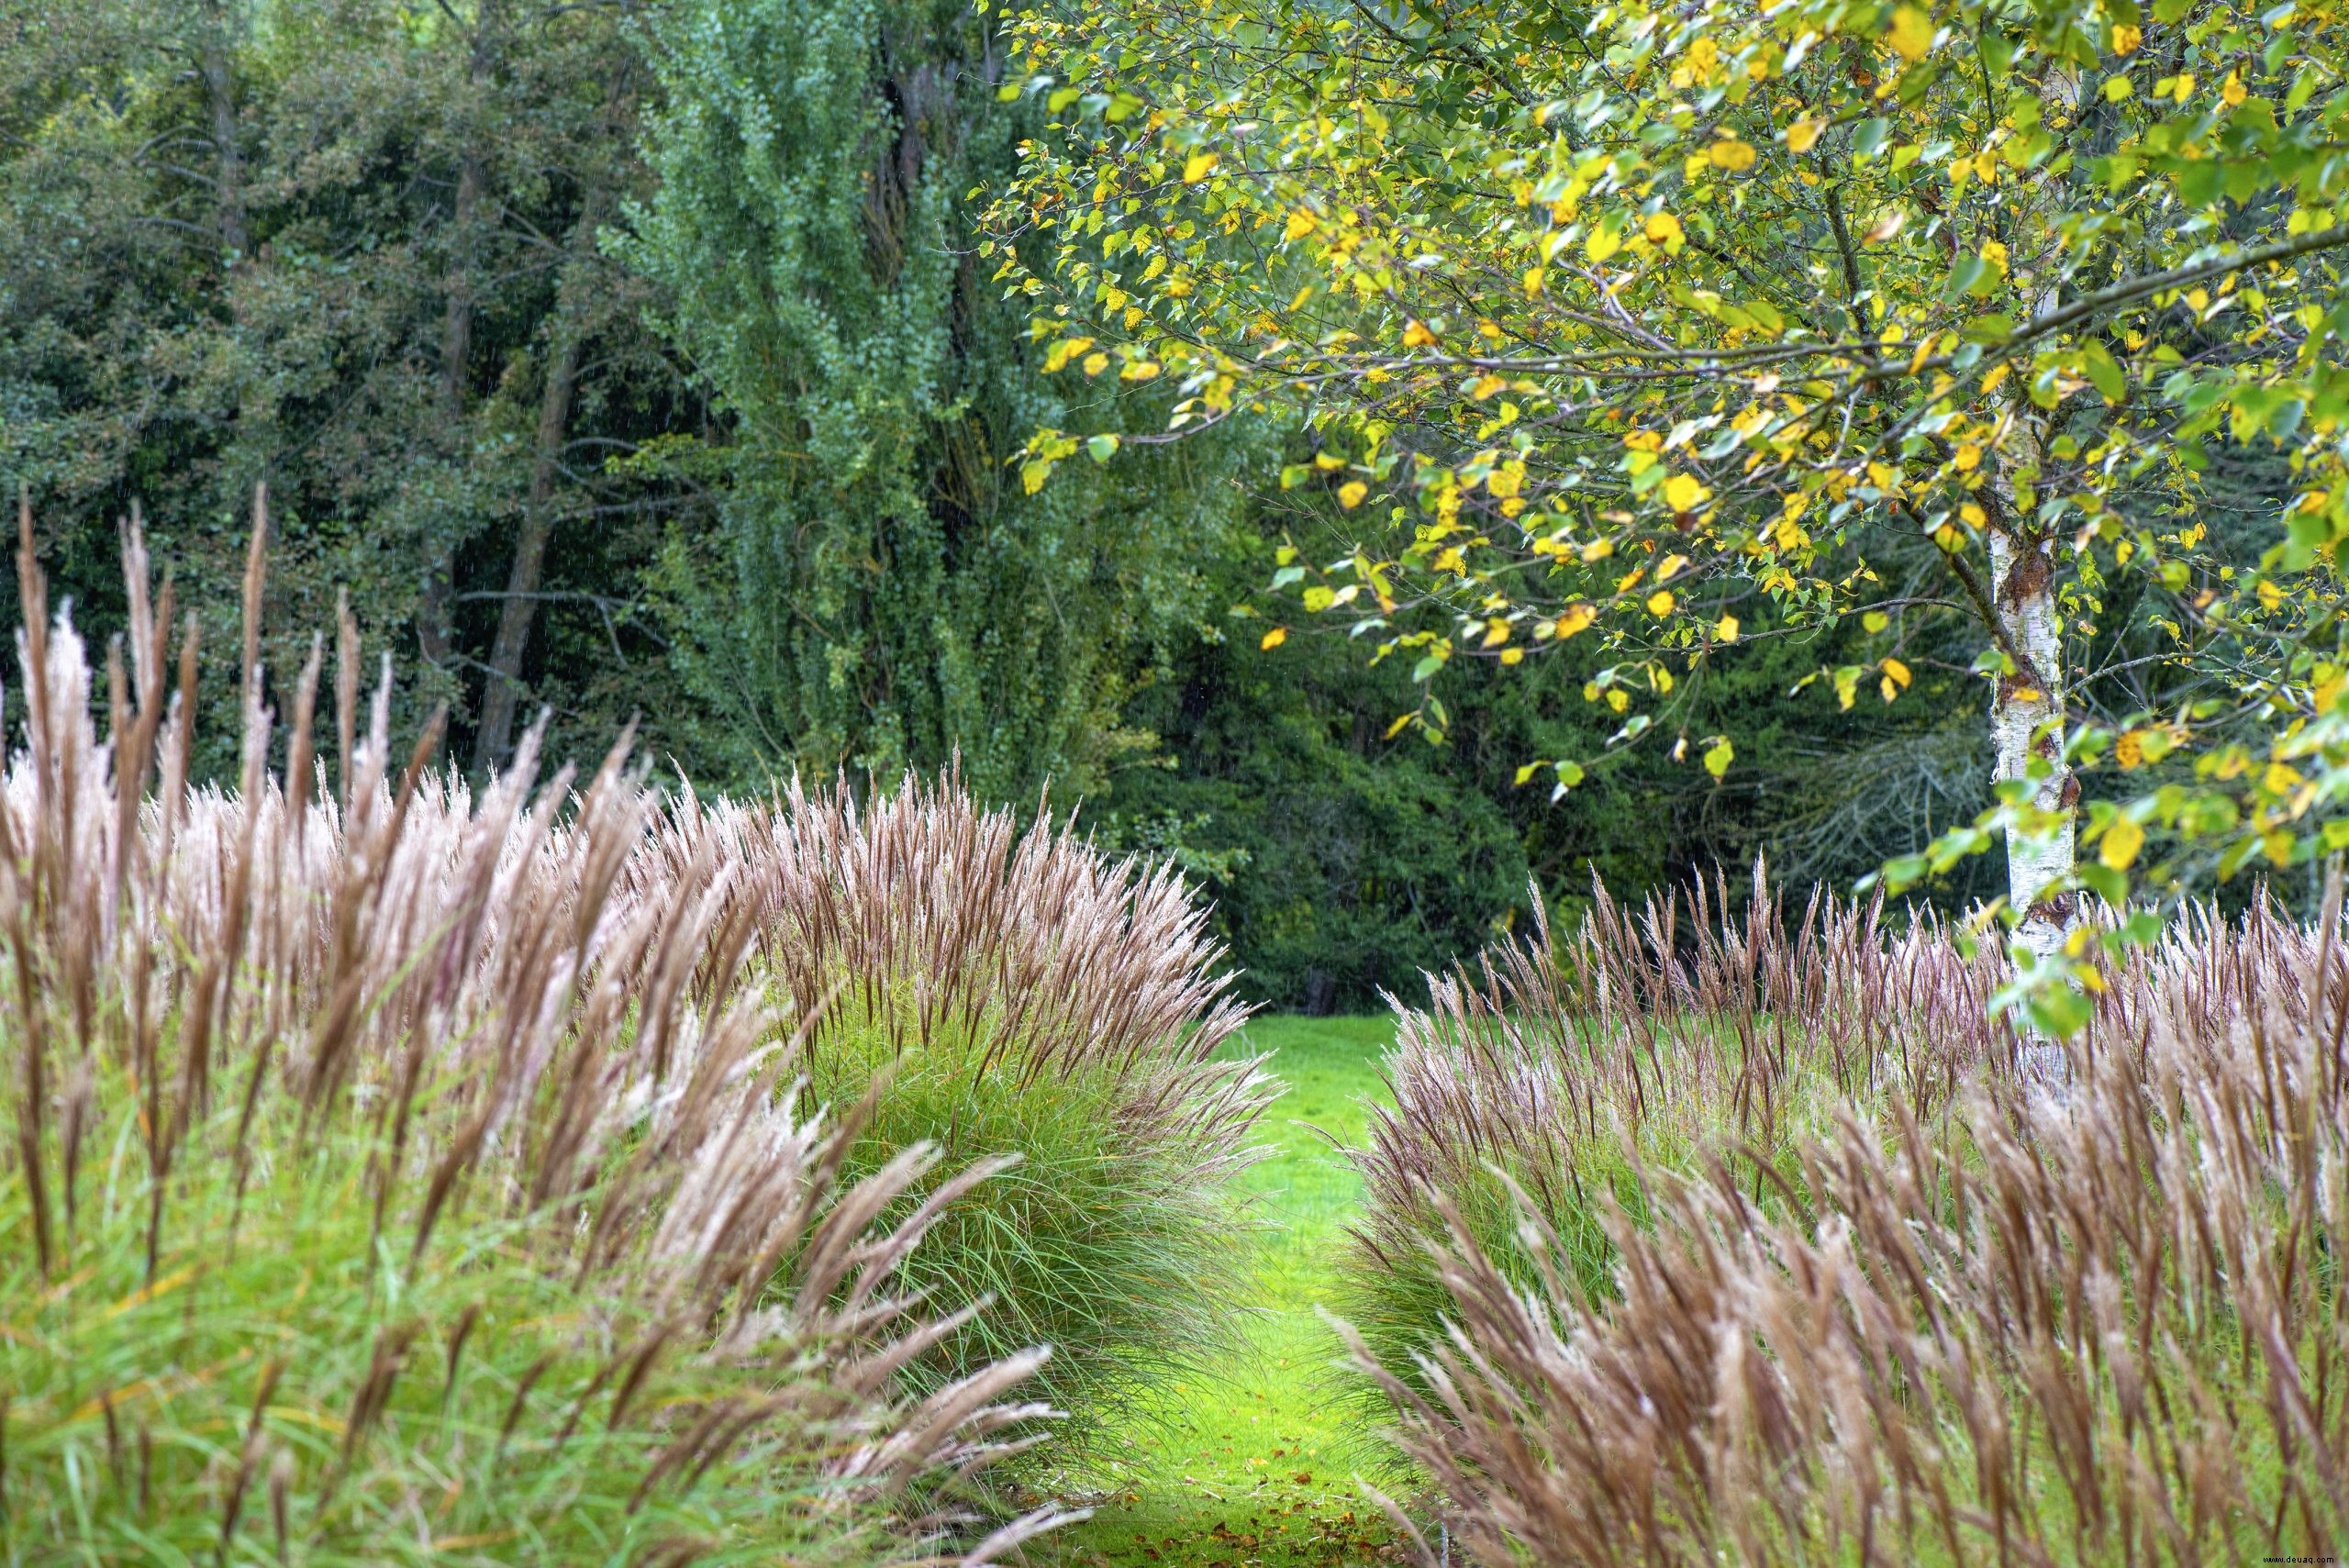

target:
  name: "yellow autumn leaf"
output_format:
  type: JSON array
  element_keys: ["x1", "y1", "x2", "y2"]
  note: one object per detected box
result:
[
  {"x1": 1703, "y1": 738, "x2": 1734, "y2": 778},
  {"x1": 2099, "y1": 815, "x2": 2144, "y2": 870},
  {"x1": 1643, "y1": 212, "x2": 1685, "y2": 246},
  {"x1": 1586, "y1": 225, "x2": 1623, "y2": 262},
  {"x1": 1284, "y1": 208, "x2": 1316, "y2": 240},
  {"x1": 1655, "y1": 552, "x2": 1687, "y2": 582},
  {"x1": 1708, "y1": 139, "x2": 1755, "y2": 172},
  {"x1": 1082, "y1": 352, "x2": 1109, "y2": 376},
  {"x1": 1662, "y1": 473, "x2": 1708, "y2": 511},
  {"x1": 1482, "y1": 618, "x2": 1510, "y2": 648},
  {"x1": 1470, "y1": 374, "x2": 1507, "y2": 400},
  {"x1": 1787, "y1": 117, "x2": 1824, "y2": 153},
  {"x1": 2112, "y1": 22, "x2": 2143, "y2": 53},
  {"x1": 1647, "y1": 589, "x2": 1675, "y2": 617},
  {"x1": 1259, "y1": 627, "x2": 1287, "y2": 650},
  {"x1": 1401, "y1": 319, "x2": 1436, "y2": 348},
  {"x1": 1337, "y1": 481, "x2": 1368, "y2": 508},
  {"x1": 1184, "y1": 151, "x2": 1218, "y2": 183},
  {"x1": 1715, "y1": 614, "x2": 1740, "y2": 642},
  {"x1": 1882, "y1": 656, "x2": 1911, "y2": 689},
  {"x1": 1887, "y1": 6, "x2": 1934, "y2": 61},
  {"x1": 1554, "y1": 604, "x2": 1596, "y2": 639}
]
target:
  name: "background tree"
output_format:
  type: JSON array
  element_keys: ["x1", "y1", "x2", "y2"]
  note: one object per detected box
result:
[
  {"x1": 0, "y1": 0, "x2": 694, "y2": 771},
  {"x1": 623, "y1": 0, "x2": 1261, "y2": 802}
]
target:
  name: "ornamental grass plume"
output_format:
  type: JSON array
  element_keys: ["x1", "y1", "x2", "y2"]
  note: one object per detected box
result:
[
  {"x1": 1341, "y1": 865, "x2": 2009, "y2": 1381},
  {"x1": 646, "y1": 775, "x2": 1276, "y2": 1440},
  {"x1": 0, "y1": 503, "x2": 1066, "y2": 1564},
  {"x1": 1345, "y1": 873, "x2": 2349, "y2": 1565}
]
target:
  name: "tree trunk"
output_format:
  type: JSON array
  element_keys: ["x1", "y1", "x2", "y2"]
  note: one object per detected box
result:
[
  {"x1": 1987, "y1": 151, "x2": 2081, "y2": 1076},
  {"x1": 420, "y1": 3, "x2": 500, "y2": 673},
  {"x1": 197, "y1": 5, "x2": 247, "y2": 258},
  {"x1": 1987, "y1": 398, "x2": 2079, "y2": 1083},
  {"x1": 1987, "y1": 523, "x2": 2076, "y2": 958},
  {"x1": 420, "y1": 154, "x2": 484, "y2": 673},
  {"x1": 471, "y1": 184, "x2": 604, "y2": 773}
]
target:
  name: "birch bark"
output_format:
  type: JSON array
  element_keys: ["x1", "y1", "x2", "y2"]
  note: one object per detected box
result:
[{"x1": 1987, "y1": 520, "x2": 2077, "y2": 962}]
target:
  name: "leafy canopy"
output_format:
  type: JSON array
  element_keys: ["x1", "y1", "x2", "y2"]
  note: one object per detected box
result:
[{"x1": 983, "y1": 0, "x2": 2349, "y2": 917}]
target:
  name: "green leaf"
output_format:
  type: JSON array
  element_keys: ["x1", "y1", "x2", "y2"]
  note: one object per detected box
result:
[
  {"x1": 2076, "y1": 862, "x2": 2129, "y2": 905},
  {"x1": 1087, "y1": 432, "x2": 1120, "y2": 462},
  {"x1": 2028, "y1": 984, "x2": 2095, "y2": 1038},
  {"x1": 2079, "y1": 342, "x2": 2125, "y2": 403}
]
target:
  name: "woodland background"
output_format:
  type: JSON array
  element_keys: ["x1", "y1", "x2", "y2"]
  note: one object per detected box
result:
[{"x1": 6, "y1": 0, "x2": 2279, "y2": 1007}]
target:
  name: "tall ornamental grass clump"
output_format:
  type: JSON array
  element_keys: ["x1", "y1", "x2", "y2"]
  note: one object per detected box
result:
[
  {"x1": 0, "y1": 518, "x2": 1065, "y2": 1564},
  {"x1": 651, "y1": 779, "x2": 1275, "y2": 1437},
  {"x1": 1345, "y1": 887, "x2": 2349, "y2": 1564},
  {"x1": 1341, "y1": 870, "x2": 2009, "y2": 1383}
]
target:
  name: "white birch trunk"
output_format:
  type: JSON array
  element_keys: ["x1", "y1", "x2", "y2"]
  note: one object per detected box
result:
[
  {"x1": 1987, "y1": 527, "x2": 2076, "y2": 961},
  {"x1": 1989, "y1": 195, "x2": 2080, "y2": 1083}
]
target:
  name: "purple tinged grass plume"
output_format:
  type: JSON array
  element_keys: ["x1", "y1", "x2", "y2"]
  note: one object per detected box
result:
[
  {"x1": 1342, "y1": 867, "x2": 2349, "y2": 1563},
  {"x1": 0, "y1": 500, "x2": 1076, "y2": 1563},
  {"x1": 651, "y1": 774, "x2": 1277, "y2": 1440}
]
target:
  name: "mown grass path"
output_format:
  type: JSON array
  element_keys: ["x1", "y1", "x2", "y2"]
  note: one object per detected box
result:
[{"x1": 1037, "y1": 1016, "x2": 1403, "y2": 1567}]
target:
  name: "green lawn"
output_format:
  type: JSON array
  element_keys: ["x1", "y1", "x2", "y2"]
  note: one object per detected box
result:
[{"x1": 1033, "y1": 1015, "x2": 1404, "y2": 1566}]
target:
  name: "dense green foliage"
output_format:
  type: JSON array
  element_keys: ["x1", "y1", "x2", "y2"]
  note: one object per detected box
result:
[
  {"x1": 0, "y1": 0, "x2": 688, "y2": 773},
  {"x1": 627, "y1": 0, "x2": 1257, "y2": 801},
  {"x1": 1, "y1": 0, "x2": 2013, "y2": 1006}
]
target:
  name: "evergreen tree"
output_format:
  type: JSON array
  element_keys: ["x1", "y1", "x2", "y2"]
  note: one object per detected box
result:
[{"x1": 627, "y1": 0, "x2": 1252, "y2": 800}]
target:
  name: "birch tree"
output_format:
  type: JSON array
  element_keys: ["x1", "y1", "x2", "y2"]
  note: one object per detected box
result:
[{"x1": 984, "y1": 0, "x2": 2349, "y2": 1024}]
